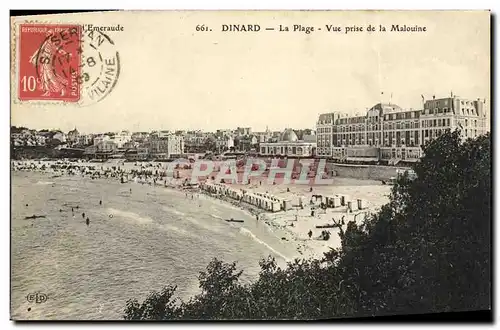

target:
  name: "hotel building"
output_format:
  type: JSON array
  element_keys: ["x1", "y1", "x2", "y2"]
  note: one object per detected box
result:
[{"x1": 316, "y1": 96, "x2": 488, "y2": 164}]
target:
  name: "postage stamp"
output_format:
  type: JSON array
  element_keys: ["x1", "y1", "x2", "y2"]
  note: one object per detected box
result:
[{"x1": 18, "y1": 24, "x2": 82, "y2": 102}]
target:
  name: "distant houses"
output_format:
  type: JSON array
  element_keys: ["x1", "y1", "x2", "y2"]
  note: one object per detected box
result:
[{"x1": 11, "y1": 125, "x2": 319, "y2": 160}]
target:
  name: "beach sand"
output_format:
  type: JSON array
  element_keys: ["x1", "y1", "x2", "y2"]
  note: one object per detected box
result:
[{"x1": 173, "y1": 167, "x2": 392, "y2": 260}]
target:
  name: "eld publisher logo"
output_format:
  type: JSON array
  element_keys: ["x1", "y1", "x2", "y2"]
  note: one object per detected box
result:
[{"x1": 26, "y1": 292, "x2": 48, "y2": 304}]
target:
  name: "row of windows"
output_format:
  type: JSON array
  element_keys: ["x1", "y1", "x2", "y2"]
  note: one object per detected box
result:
[
  {"x1": 318, "y1": 113, "x2": 485, "y2": 132},
  {"x1": 384, "y1": 122, "x2": 420, "y2": 130},
  {"x1": 317, "y1": 127, "x2": 332, "y2": 134},
  {"x1": 423, "y1": 108, "x2": 453, "y2": 115},
  {"x1": 384, "y1": 112, "x2": 419, "y2": 121},
  {"x1": 423, "y1": 107, "x2": 479, "y2": 116},
  {"x1": 422, "y1": 118, "x2": 451, "y2": 128},
  {"x1": 337, "y1": 117, "x2": 366, "y2": 125}
]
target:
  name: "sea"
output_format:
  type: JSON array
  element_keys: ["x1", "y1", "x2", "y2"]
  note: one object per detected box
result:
[{"x1": 11, "y1": 171, "x2": 297, "y2": 320}]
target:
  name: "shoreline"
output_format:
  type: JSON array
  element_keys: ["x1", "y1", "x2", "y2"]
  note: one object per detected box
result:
[{"x1": 12, "y1": 160, "x2": 392, "y2": 261}]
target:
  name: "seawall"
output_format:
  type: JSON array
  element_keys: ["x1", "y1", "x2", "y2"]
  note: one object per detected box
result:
[{"x1": 327, "y1": 163, "x2": 411, "y2": 181}]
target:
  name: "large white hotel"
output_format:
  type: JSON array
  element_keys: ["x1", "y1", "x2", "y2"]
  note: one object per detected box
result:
[{"x1": 316, "y1": 96, "x2": 488, "y2": 165}]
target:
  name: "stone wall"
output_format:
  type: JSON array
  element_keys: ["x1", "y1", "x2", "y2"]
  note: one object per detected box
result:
[{"x1": 327, "y1": 163, "x2": 411, "y2": 181}]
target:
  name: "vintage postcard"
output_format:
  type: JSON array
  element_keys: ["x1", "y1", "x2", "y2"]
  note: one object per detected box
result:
[{"x1": 10, "y1": 10, "x2": 491, "y2": 321}]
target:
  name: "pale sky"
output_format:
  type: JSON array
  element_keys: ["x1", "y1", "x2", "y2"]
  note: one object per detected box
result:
[{"x1": 11, "y1": 10, "x2": 490, "y2": 134}]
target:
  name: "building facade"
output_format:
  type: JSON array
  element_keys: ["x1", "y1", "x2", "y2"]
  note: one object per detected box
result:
[
  {"x1": 111, "y1": 130, "x2": 132, "y2": 148},
  {"x1": 215, "y1": 135, "x2": 234, "y2": 151},
  {"x1": 260, "y1": 128, "x2": 317, "y2": 157},
  {"x1": 150, "y1": 131, "x2": 185, "y2": 159},
  {"x1": 67, "y1": 128, "x2": 80, "y2": 145},
  {"x1": 316, "y1": 96, "x2": 488, "y2": 164}
]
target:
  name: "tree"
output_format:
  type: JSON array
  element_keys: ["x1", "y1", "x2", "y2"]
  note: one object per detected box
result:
[{"x1": 123, "y1": 130, "x2": 491, "y2": 320}]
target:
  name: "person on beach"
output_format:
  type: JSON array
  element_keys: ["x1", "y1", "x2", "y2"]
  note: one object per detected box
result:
[
  {"x1": 82, "y1": 212, "x2": 85, "y2": 219},
  {"x1": 99, "y1": 200, "x2": 102, "y2": 205},
  {"x1": 86, "y1": 217, "x2": 90, "y2": 226},
  {"x1": 308, "y1": 230, "x2": 313, "y2": 239}
]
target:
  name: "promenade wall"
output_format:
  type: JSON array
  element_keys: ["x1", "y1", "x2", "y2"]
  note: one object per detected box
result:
[{"x1": 326, "y1": 163, "x2": 411, "y2": 181}]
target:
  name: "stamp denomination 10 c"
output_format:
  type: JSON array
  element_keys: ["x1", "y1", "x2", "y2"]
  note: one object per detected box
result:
[{"x1": 18, "y1": 24, "x2": 82, "y2": 102}]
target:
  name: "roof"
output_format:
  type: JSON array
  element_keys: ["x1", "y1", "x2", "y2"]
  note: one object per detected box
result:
[
  {"x1": 280, "y1": 129, "x2": 298, "y2": 142},
  {"x1": 318, "y1": 113, "x2": 336, "y2": 123},
  {"x1": 369, "y1": 103, "x2": 402, "y2": 114}
]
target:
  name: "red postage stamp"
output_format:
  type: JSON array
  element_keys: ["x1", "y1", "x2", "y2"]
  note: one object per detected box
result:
[{"x1": 18, "y1": 24, "x2": 82, "y2": 102}]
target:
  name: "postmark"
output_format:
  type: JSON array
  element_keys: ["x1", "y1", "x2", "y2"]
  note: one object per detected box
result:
[
  {"x1": 78, "y1": 29, "x2": 121, "y2": 105},
  {"x1": 18, "y1": 24, "x2": 82, "y2": 102}
]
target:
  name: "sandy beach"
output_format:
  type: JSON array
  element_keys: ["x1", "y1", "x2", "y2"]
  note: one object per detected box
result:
[{"x1": 12, "y1": 159, "x2": 392, "y2": 261}]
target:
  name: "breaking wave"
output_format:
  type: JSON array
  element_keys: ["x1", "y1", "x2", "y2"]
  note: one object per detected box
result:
[
  {"x1": 162, "y1": 206, "x2": 186, "y2": 217},
  {"x1": 185, "y1": 216, "x2": 220, "y2": 233},
  {"x1": 239, "y1": 228, "x2": 290, "y2": 261},
  {"x1": 157, "y1": 224, "x2": 197, "y2": 238},
  {"x1": 36, "y1": 181, "x2": 54, "y2": 185},
  {"x1": 107, "y1": 208, "x2": 153, "y2": 225},
  {"x1": 210, "y1": 214, "x2": 224, "y2": 220}
]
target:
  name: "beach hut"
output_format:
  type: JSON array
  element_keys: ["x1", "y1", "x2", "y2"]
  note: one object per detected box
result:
[
  {"x1": 357, "y1": 199, "x2": 367, "y2": 210},
  {"x1": 282, "y1": 199, "x2": 293, "y2": 211},
  {"x1": 326, "y1": 196, "x2": 341, "y2": 208},
  {"x1": 298, "y1": 196, "x2": 305, "y2": 208},
  {"x1": 347, "y1": 201, "x2": 353, "y2": 213},
  {"x1": 337, "y1": 194, "x2": 349, "y2": 206},
  {"x1": 270, "y1": 201, "x2": 281, "y2": 212}
]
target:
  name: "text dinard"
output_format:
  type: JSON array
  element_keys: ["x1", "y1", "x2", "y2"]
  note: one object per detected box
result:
[{"x1": 221, "y1": 24, "x2": 427, "y2": 34}]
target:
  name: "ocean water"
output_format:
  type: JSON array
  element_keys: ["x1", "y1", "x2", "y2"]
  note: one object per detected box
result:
[{"x1": 11, "y1": 171, "x2": 296, "y2": 320}]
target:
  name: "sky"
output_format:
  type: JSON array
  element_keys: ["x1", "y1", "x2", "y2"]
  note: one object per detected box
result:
[{"x1": 11, "y1": 10, "x2": 490, "y2": 134}]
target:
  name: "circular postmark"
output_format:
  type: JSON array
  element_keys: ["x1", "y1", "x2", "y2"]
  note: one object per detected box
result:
[{"x1": 78, "y1": 29, "x2": 121, "y2": 106}]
